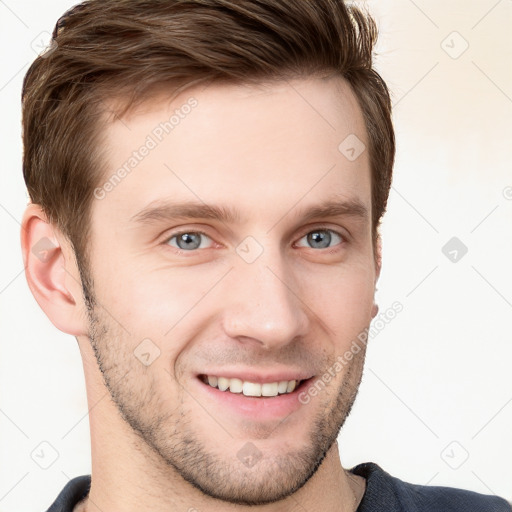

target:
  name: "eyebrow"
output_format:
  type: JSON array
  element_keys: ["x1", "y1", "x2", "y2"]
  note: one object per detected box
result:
[{"x1": 129, "y1": 196, "x2": 369, "y2": 228}]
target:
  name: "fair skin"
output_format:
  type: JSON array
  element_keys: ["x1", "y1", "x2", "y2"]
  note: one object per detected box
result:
[{"x1": 22, "y1": 76, "x2": 379, "y2": 511}]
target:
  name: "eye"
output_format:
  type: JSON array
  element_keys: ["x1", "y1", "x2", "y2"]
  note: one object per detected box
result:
[
  {"x1": 166, "y1": 231, "x2": 214, "y2": 251},
  {"x1": 295, "y1": 228, "x2": 344, "y2": 250}
]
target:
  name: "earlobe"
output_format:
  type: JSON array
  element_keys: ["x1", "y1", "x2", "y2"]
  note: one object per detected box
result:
[{"x1": 21, "y1": 204, "x2": 88, "y2": 336}]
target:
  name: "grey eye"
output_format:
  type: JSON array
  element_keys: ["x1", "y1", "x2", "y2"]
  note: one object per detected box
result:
[
  {"x1": 167, "y1": 232, "x2": 212, "y2": 251},
  {"x1": 296, "y1": 229, "x2": 343, "y2": 249}
]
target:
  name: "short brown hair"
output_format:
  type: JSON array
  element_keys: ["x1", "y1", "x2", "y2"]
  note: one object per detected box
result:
[{"x1": 22, "y1": 0, "x2": 394, "y2": 287}]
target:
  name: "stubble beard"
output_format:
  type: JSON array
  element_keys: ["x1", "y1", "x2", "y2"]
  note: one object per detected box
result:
[{"x1": 81, "y1": 272, "x2": 366, "y2": 506}]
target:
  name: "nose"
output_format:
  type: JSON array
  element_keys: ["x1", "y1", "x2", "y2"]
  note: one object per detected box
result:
[{"x1": 220, "y1": 245, "x2": 310, "y2": 350}]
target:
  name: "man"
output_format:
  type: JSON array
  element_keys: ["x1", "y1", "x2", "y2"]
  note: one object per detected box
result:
[{"x1": 20, "y1": 1, "x2": 511, "y2": 511}]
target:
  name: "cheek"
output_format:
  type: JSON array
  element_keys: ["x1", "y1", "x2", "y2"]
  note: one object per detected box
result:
[
  {"x1": 301, "y1": 263, "x2": 376, "y2": 333},
  {"x1": 94, "y1": 263, "x2": 220, "y2": 351}
]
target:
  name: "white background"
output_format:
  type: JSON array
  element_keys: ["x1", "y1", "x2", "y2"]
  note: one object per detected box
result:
[{"x1": 0, "y1": 0, "x2": 511, "y2": 510}]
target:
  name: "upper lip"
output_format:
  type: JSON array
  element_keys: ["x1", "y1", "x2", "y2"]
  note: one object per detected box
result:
[{"x1": 197, "y1": 369, "x2": 314, "y2": 384}]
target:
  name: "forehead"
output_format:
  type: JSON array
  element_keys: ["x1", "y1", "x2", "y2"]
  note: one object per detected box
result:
[{"x1": 94, "y1": 76, "x2": 371, "y2": 226}]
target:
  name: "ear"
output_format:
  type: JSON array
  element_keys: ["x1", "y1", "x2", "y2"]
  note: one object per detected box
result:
[
  {"x1": 21, "y1": 204, "x2": 89, "y2": 336},
  {"x1": 371, "y1": 232, "x2": 382, "y2": 319}
]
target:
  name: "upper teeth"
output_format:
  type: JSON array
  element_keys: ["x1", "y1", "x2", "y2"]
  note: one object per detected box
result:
[{"x1": 205, "y1": 375, "x2": 299, "y2": 397}]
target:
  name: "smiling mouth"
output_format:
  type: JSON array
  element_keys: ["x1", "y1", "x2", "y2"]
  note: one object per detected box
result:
[{"x1": 198, "y1": 374, "x2": 310, "y2": 398}]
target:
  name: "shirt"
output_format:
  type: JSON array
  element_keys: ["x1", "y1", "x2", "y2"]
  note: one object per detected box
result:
[
  {"x1": 351, "y1": 462, "x2": 512, "y2": 511},
  {"x1": 46, "y1": 462, "x2": 512, "y2": 511}
]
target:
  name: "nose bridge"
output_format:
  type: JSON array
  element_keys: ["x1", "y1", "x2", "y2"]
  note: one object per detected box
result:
[{"x1": 221, "y1": 239, "x2": 309, "y2": 347}]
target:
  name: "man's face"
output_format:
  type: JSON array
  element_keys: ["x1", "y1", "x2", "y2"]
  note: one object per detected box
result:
[{"x1": 83, "y1": 77, "x2": 377, "y2": 505}]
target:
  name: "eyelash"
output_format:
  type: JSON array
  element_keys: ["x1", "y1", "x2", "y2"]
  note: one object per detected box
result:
[{"x1": 163, "y1": 225, "x2": 347, "y2": 254}]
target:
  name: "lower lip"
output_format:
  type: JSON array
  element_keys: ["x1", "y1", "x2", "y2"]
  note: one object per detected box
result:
[{"x1": 195, "y1": 377, "x2": 313, "y2": 420}]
